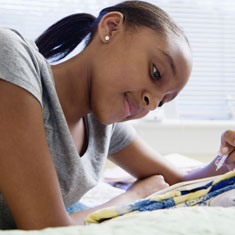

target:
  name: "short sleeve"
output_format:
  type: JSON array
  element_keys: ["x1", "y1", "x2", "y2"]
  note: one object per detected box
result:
[
  {"x1": 0, "y1": 28, "x2": 42, "y2": 105},
  {"x1": 108, "y1": 122, "x2": 136, "y2": 155}
]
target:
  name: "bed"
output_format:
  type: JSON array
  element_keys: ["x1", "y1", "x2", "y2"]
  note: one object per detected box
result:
[
  {"x1": 0, "y1": 207, "x2": 234, "y2": 235},
  {"x1": 1, "y1": 154, "x2": 235, "y2": 235}
]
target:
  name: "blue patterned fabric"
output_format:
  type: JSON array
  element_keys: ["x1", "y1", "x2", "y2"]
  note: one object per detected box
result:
[
  {"x1": 66, "y1": 202, "x2": 90, "y2": 214},
  {"x1": 86, "y1": 171, "x2": 235, "y2": 224}
]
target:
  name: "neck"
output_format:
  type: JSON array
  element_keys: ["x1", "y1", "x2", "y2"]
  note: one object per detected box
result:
[{"x1": 51, "y1": 50, "x2": 92, "y2": 127}]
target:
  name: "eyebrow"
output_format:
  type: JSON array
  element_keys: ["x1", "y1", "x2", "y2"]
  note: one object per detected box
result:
[{"x1": 159, "y1": 49, "x2": 176, "y2": 76}]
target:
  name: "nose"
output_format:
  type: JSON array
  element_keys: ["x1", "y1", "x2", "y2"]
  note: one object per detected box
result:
[{"x1": 142, "y1": 92, "x2": 159, "y2": 111}]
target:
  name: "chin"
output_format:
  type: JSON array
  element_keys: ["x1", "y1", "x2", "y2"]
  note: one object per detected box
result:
[
  {"x1": 99, "y1": 119, "x2": 113, "y2": 125},
  {"x1": 93, "y1": 112, "x2": 116, "y2": 125}
]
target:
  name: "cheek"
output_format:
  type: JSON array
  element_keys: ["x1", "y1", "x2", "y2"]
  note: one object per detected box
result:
[{"x1": 90, "y1": 88, "x2": 125, "y2": 125}]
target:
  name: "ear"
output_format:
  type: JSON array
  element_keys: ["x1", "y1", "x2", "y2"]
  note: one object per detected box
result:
[{"x1": 97, "y1": 12, "x2": 124, "y2": 43}]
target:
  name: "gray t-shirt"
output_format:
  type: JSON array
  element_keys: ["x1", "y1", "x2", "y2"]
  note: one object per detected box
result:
[{"x1": 0, "y1": 28, "x2": 136, "y2": 229}]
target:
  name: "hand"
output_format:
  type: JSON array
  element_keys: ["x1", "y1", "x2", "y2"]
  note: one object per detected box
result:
[
  {"x1": 127, "y1": 175, "x2": 169, "y2": 199},
  {"x1": 219, "y1": 130, "x2": 235, "y2": 171}
]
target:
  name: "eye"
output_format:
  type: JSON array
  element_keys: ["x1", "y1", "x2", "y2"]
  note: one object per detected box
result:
[{"x1": 152, "y1": 64, "x2": 161, "y2": 81}]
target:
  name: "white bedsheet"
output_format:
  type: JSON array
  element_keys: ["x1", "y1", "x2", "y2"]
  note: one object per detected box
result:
[{"x1": 1, "y1": 207, "x2": 235, "y2": 235}]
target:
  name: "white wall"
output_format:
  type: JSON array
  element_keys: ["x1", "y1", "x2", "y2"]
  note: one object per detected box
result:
[{"x1": 132, "y1": 120, "x2": 235, "y2": 156}]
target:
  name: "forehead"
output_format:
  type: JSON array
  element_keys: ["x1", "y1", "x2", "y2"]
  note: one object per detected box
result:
[{"x1": 124, "y1": 26, "x2": 192, "y2": 64}]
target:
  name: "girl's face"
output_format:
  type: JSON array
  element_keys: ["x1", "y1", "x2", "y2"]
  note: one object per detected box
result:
[{"x1": 90, "y1": 27, "x2": 192, "y2": 125}]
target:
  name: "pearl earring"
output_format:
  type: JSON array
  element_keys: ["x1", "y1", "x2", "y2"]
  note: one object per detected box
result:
[{"x1": 105, "y1": 35, "x2": 110, "y2": 41}]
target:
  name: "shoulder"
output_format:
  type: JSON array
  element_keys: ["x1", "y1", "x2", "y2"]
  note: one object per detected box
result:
[
  {"x1": 108, "y1": 122, "x2": 136, "y2": 155},
  {"x1": 0, "y1": 28, "x2": 29, "y2": 52},
  {"x1": 0, "y1": 28, "x2": 39, "y2": 60},
  {"x1": 0, "y1": 28, "x2": 43, "y2": 106},
  {"x1": 111, "y1": 121, "x2": 136, "y2": 136},
  {"x1": 0, "y1": 28, "x2": 22, "y2": 41}
]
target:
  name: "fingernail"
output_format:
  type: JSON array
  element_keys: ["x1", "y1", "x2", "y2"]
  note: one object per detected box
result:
[{"x1": 222, "y1": 146, "x2": 229, "y2": 154}]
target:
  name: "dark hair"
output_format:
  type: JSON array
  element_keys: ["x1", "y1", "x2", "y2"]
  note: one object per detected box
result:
[{"x1": 35, "y1": 1, "x2": 187, "y2": 62}]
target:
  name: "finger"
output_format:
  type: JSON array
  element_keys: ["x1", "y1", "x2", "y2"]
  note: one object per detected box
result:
[
  {"x1": 225, "y1": 151, "x2": 235, "y2": 171},
  {"x1": 226, "y1": 151, "x2": 235, "y2": 164},
  {"x1": 221, "y1": 130, "x2": 235, "y2": 147},
  {"x1": 227, "y1": 163, "x2": 235, "y2": 171},
  {"x1": 220, "y1": 130, "x2": 235, "y2": 154},
  {"x1": 219, "y1": 145, "x2": 233, "y2": 155}
]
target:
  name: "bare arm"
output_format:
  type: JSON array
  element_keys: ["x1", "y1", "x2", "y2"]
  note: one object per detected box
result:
[
  {"x1": 0, "y1": 80, "x2": 74, "y2": 229},
  {"x1": 109, "y1": 135, "x2": 185, "y2": 185},
  {"x1": 70, "y1": 174, "x2": 169, "y2": 223},
  {"x1": 108, "y1": 134, "x2": 229, "y2": 186},
  {"x1": 183, "y1": 129, "x2": 235, "y2": 180}
]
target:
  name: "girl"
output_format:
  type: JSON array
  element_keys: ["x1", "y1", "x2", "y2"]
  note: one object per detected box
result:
[{"x1": 0, "y1": 0, "x2": 232, "y2": 230}]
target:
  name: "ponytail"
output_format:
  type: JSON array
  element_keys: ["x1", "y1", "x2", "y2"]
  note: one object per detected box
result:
[
  {"x1": 36, "y1": 1, "x2": 188, "y2": 62},
  {"x1": 35, "y1": 13, "x2": 95, "y2": 62}
]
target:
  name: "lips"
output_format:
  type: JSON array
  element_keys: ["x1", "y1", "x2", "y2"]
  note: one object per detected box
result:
[
  {"x1": 124, "y1": 93, "x2": 137, "y2": 117},
  {"x1": 124, "y1": 94, "x2": 131, "y2": 117}
]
